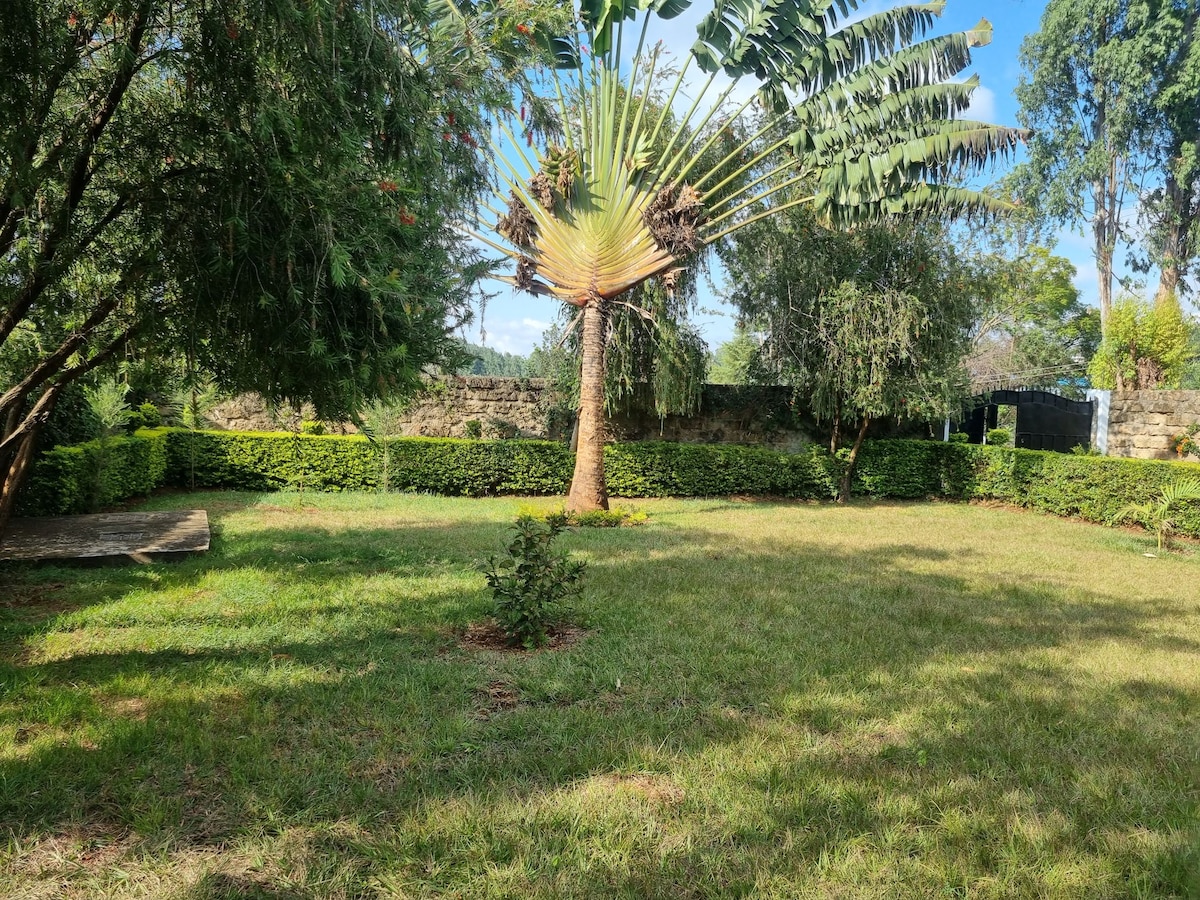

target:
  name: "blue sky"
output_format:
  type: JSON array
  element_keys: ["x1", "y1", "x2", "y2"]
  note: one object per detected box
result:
[{"x1": 464, "y1": 0, "x2": 1115, "y2": 357}]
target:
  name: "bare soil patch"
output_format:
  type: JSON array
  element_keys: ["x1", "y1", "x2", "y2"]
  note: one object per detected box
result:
[{"x1": 457, "y1": 621, "x2": 589, "y2": 654}]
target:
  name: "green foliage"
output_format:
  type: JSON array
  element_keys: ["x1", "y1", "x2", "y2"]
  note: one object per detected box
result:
[
  {"x1": 464, "y1": 420, "x2": 483, "y2": 439},
  {"x1": 456, "y1": 343, "x2": 530, "y2": 377},
  {"x1": 1173, "y1": 424, "x2": 1200, "y2": 460},
  {"x1": 482, "y1": 514, "x2": 585, "y2": 648},
  {"x1": 300, "y1": 421, "x2": 326, "y2": 436},
  {"x1": 129, "y1": 402, "x2": 163, "y2": 431},
  {"x1": 965, "y1": 242, "x2": 1100, "y2": 395},
  {"x1": 604, "y1": 442, "x2": 837, "y2": 499},
  {"x1": 1, "y1": 0, "x2": 547, "y2": 521},
  {"x1": 987, "y1": 428, "x2": 1012, "y2": 446},
  {"x1": 948, "y1": 432, "x2": 970, "y2": 443},
  {"x1": 707, "y1": 329, "x2": 760, "y2": 386},
  {"x1": 37, "y1": 384, "x2": 101, "y2": 450},
  {"x1": 1088, "y1": 294, "x2": 1191, "y2": 389},
  {"x1": 722, "y1": 209, "x2": 973, "y2": 434},
  {"x1": 161, "y1": 430, "x2": 573, "y2": 496},
  {"x1": 16, "y1": 430, "x2": 168, "y2": 517},
  {"x1": 21, "y1": 427, "x2": 1200, "y2": 542},
  {"x1": 84, "y1": 378, "x2": 132, "y2": 437},
  {"x1": 1014, "y1": 0, "x2": 1187, "y2": 321},
  {"x1": 1111, "y1": 477, "x2": 1200, "y2": 551},
  {"x1": 569, "y1": 506, "x2": 648, "y2": 528}
]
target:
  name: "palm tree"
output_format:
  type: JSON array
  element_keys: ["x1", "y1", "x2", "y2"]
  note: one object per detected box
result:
[
  {"x1": 454, "y1": 0, "x2": 1025, "y2": 510},
  {"x1": 1113, "y1": 478, "x2": 1200, "y2": 552}
]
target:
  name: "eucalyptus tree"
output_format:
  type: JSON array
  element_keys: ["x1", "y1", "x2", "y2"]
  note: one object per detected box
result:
[
  {"x1": 1015, "y1": 0, "x2": 1189, "y2": 329},
  {"x1": 460, "y1": 0, "x2": 1025, "y2": 510},
  {"x1": 0, "y1": 0, "x2": 547, "y2": 529}
]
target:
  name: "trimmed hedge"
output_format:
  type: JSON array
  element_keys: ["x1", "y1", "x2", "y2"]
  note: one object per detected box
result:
[
  {"x1": 971, "y1": 445, "x2": 1200, "y2": 536},
  {"x1": 16, "y1": 428, "x2": 1200, "y2": 539},
  {"x1": 605, "y1": 441, "x2": 837, "y2": 499},
  {"x1": 16, "y1": 429, "x2": 169, "y2": 517},
  {"x1": 163, "y1": 429, "x2": 574, "y2": 496}
]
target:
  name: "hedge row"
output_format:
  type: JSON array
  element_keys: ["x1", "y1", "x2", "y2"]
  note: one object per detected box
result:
[
  {"x1": 16, "y1": 430, "x2": 169, "y2": 517},
  {"x1": 16, "y1": 428, "x2": 1200, "y2": 538}
]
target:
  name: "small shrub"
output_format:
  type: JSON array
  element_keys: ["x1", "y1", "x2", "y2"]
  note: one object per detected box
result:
[
  {"x1": 1111, "y1": 477, "x2": 1200, "y2": 552},
  {"x1": 570, "y1": 506, "x2": 648, "y2": 527},
  {"x1": 948, "y1": 432, "x2": 970, "y2": 444},
  {"x1": 463, "y1": 419, "x2": 483, "y2": 439},
  {"x1": 1173, "y1": 424, "x2": 1199, "y2": 460},
  {"x1": 482, "y1": 514, "x2": 585, "y2": 649},
  {"x1": 485, "y1": 417, "x2": 519, "y2": 439},
  {"x1": 986, "y1": 427, "x2": 1011, "y2": 446},
  {"x1": 128, "y1": 402, "x2": 163, "y2": 430},
  {"x1": 300, "y1": 420, "x2": 326, "y2": 435}
]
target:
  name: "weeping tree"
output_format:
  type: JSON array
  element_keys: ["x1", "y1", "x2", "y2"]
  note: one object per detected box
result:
[
  {"x1": 0, "y1": 0, "x2": 553, "y2": 530},
  {"x1": 457, "y1": 0, "x2": 1026, "y2": 511}
]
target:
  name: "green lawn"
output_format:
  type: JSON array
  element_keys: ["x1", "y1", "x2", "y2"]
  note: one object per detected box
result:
[{"x1": 2, "y1": 493, "x2": 1198, "y2": 899}]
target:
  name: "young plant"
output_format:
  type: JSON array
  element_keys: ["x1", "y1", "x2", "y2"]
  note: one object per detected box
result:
[
  {"x1": 1112, "y1": 478, "x2": 1200, "y2": 552},
  {"x1": 482, "y1": 513, "x2": 585, "y2": 649},
  {"x1": 1173, "y1": 424, "x2": 1199, "y2": 460}
]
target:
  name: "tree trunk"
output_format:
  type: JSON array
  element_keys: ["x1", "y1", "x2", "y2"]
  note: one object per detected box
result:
[
  {"x1": 1155, "y1": 165, "x2": 1197, "y2": 303},
  {"x1": 0, "y1": 426, "x2": 41, "y2": 535},
  {"x1": 567, "y1": 298, "x2": 609, "y2": 512},
  {"x1": 1093, "y1": 175, "x2": 1114, "y2": 333},
  {"x1": 837, "y1": 416, "x2": 871, "y2": 504}
]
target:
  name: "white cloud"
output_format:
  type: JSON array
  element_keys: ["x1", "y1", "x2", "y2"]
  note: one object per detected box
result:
[
  {"x1": 964, "y1": 84, "x2": 996, "y2": 122},
  {"x1": 472, "y1": 316, "x2": 551, "y2": 355}
]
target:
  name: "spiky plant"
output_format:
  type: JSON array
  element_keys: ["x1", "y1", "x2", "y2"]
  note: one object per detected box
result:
[
  {"x1": 452, "y1": 0, "x2": 1026, "y2": 510},
  {"x1": 1113, "y1": 478, "x2": 1200, "y2": 552}
]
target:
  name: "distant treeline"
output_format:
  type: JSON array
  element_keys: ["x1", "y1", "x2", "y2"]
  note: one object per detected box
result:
[{"x1": 455, "y1": 342, "x2": 531, "y2": 377}]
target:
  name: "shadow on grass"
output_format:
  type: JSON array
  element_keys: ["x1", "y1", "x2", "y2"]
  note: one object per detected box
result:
[{"x1": 1, "y1": 502, "x2": 1197, "y2": 897}]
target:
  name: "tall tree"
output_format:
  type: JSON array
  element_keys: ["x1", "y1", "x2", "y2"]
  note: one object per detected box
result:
[
  {"x1": 722, "y1": 206, "x2": 973, "y2": 501},
  {"x1": 1143, "y1": 2, "x2": 1200, "y2": 301},
  {"x1": 461, "y1": 0, "x2": 1024, "y2": 510},
  {"x1": 1015, "y1": 0, "x2": 1187, "y2": 329},
  {"x1": 0, "y1": 0, "x2": 543, "y2": 528},
  {"x1": 968, "y1": 246, "x2": 1101, "y2": 395}
]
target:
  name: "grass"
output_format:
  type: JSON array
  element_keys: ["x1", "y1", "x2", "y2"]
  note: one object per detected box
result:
[{"x1": 2, "y1": 492, "x2": 1199, "y2": 898}]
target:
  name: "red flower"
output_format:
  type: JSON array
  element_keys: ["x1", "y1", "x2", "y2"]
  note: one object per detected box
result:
[
  {"x1": 447, "y1": 111, "x2": 455, "y2": 126},
  {"x1": 459, "y1": 132, "x2": 477, "y2": 148},
  {"x1": 516, "y1": 23, "x2": 530, "y2": 34},
  {"x1": 442, "y1": 132, "x2": 452, "y2": 141},
  {"x1": 378, "y1": 179, "x2": 398, "y2": 192},
  {"x1": 399, "y1": 209, "x2": 416, "y2": 226},
  {"x1": 226, "y1": 22, "x2": 239, "y2": 39},
  {"x1": 67, "y1": 11, "x2": 78, "y2": 27}
]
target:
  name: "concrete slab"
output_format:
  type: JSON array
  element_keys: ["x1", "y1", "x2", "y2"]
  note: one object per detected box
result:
[{"x1": 0, "y1": 510, "x2": 210, "y2": 564}]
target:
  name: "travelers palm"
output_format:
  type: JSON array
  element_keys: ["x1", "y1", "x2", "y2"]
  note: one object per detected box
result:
[{"x1": 455, "y1": 0, "x2": 1025, "y2": 510}]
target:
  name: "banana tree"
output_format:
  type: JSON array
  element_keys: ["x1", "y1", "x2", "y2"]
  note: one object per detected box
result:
[{"x1": 455, "y1": 0, "x2": 1026, "y2": 510}]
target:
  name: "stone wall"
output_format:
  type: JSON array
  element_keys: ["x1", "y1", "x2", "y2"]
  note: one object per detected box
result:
[
  {"x1": 389, "y1": 376, "x2": 552, "y2": 439},
  {"x1": 207, "y1": 377, "x2": 824, "y2": 447},
  {"x1": 1105, "y1": 390, "x2": 1200, "y2": 460}
]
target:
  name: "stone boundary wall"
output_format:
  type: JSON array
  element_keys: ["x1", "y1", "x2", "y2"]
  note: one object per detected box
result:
[
  {"x1": 208, "y1": 377, "x2": 823, "y2": 448},
  {"x1": 1103, "y1": 390, "x2": 1200, "y2": 460}
]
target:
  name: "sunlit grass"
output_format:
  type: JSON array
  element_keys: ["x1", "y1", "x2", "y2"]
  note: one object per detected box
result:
[{"x1": 2, "y1": 492, "x2": 1198, "y2": 898}]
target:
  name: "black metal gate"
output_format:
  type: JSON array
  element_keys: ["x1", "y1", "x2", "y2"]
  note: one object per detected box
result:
[{"x1": 964, "y1": 389, "x2": 1093, "y2": 453}]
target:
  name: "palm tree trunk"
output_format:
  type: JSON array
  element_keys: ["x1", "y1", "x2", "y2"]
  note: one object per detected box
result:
[{"x1": 567, "y1": 298, "x2": 609, "y2": 512}]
